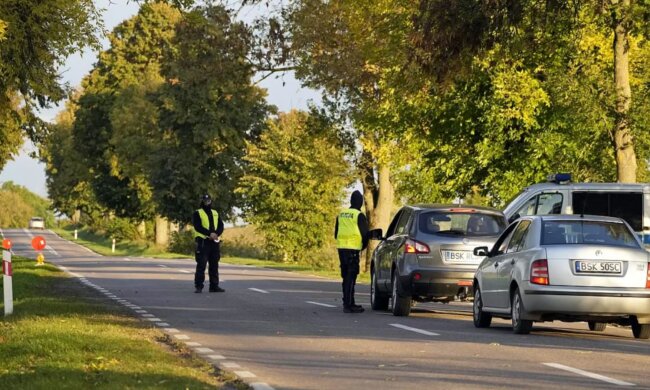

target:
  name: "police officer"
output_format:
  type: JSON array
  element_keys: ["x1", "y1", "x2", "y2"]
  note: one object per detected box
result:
[
  {"x1": 334, "y1": 190, "x2": 369, "y2": 313},
  {"x1": 192, "y1": 194, "x2": 225, "y2": 293}
]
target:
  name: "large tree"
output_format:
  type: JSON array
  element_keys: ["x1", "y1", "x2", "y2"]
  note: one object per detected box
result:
[
  {"x1": 238, "y1": 110, "x2": 349, "y2": 265},
  {"x1": 0, "y1": 0, "x2": 102, "y2": 169}
]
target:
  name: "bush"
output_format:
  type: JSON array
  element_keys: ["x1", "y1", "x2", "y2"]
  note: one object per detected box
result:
[{"x1": 168, "y1": 229, "x2": 195, "y2": 255}]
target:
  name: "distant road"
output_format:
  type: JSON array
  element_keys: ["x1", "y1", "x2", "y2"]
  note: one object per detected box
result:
[{"x1": 3, "y1": 228, "x2": 650, "y2": 389}]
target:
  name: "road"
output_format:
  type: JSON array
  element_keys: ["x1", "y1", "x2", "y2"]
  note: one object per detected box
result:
[{"x1": 2, "y1": 228, "x2": 650, "y2": 389}]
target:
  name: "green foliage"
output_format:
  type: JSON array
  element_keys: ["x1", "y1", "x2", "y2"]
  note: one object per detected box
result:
[
  {"x1": 168, "y1": 229, "x2": 195, "y2": 255},
  {"x1": 0, "y1": 0, "x2": 102, "y2": 169},
  {"x1": 0, "y1": 182, "x2": 54, "y2": 228},
  {"x1": 238, "y1": 110, "x2": 349, "y2": 264}
]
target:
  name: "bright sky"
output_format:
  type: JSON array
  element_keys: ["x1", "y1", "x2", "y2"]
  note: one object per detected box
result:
[{"x1": 0, "y1": 0, "x2": 319, "y2": 198}]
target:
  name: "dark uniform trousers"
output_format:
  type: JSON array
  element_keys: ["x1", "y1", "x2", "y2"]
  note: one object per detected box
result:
[
  {"x1": 338, "y1": 249, "x2": 360, "y2": 307},
  {"x1": 195, "y1": 237, "x2": 220, "y2": 289}
]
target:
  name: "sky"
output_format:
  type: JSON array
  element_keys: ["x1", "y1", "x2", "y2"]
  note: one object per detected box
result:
[{"x1": 0, "y1": 0, "x2": 320, "y2": 198}]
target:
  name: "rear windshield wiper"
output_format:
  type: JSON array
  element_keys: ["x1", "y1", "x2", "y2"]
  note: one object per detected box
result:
[{"x1": 436, "y1": 229, "x2": 465, "y2": 235}]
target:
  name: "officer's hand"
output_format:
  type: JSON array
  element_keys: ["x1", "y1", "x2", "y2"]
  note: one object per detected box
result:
[{"x1": 209, "y1": 233, "x2": 218, "y2": 240}]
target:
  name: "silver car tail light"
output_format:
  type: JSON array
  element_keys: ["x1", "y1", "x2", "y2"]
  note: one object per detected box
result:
[
  {"x1": 531, "y1": 259, "x2": 549, "y2": 285},
  {"x1": 404, "y1": 239, "x2": 430, "y2": 254}
]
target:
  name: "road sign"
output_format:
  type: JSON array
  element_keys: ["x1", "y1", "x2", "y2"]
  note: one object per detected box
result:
[
  {"x1": 32, "y1": 236, "x2": 46, "y2": 251},
  {"x1": 2, "y1": 238, "x2": 11, "y2": 250}
]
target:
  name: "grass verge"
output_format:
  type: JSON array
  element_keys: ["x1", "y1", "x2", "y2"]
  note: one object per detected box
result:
[
  {"x1": 0, "y1": 256, "x2": 245, "y2": 389},
  {"x1": 52, "y1": 226, "x2": 191, "y2": 259}
]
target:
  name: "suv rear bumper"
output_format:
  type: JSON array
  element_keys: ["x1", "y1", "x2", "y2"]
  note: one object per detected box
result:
[{"x1": 399, "y1": 269, "x2": 476, "y2": 298}]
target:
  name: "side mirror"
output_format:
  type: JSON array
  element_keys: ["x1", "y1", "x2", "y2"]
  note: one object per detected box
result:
[
  {"x1": 369, "y1": 228, "x2": 384, "y2": 240},
  {"x1": 508, "y1": 213, "x2": 521, "y2": 224},
  {"x1": 473, "y1": 246, "x2": 490, "y2": 257}
]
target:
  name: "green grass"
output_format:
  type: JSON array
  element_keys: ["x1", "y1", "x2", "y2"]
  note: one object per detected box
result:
[
  {"x1": 52, "y1": 226, "x2": 191, "y2": 259},
  {"x1": 0, "y1": 256, "x2": 245, "y2": 389}
]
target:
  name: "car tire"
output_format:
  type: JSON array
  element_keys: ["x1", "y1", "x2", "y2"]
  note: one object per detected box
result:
[
  {"x1": 631, "y1": 317, "x2": 650, "y2": 339},
  {"x1": 370, "y1": 268, "x2": 389, "y2": 311},
  {"x1": 473, "y1": 285, "x2": 492, "y2": 328},
  {"x1": 511, "y1": 287, "x2": 533, "y2": 335},
  {"x1": 391, "y1": 272, "x2": 411, "y2": 317},
  {"x1": 588, "y1": 322, "x2": 606, "y2": 332}
]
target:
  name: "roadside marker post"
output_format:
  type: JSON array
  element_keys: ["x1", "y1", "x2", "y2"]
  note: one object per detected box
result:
[
  {"x1": 74, "y1": 229, "x2": 78, "y2": 240},
  {"x1": 2, "y1": 240, "x2": 13, "y2": 316},
  {"x1": 112, "y1": 238, "x2": 116, "y2": 253}
]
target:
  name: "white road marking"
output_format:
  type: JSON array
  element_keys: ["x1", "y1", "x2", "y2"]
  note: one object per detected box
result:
[
  {"x1": 389, "y1": 323, "x2": 440, "y2": 336},
  {"x1": 194, "y1": 347, "x2": 215, "y2": 354},
  {"x1": 222, "y1": 362, "x2": 241, "y2": 369},
  {"x1": 306, "y1": 301, "x2": 336, "y2": 308},
  {"x1": 180, "y1": 270, "x2": 191, "y2": 274},
  {"x1": 207, "y1": 354, "x2": 225, "y2": 360},
  {"x1": 123, "y1": 257, "x2": 131, "y2": 261},
  {"x1": 145, "y1": 318, "x2": 162, "y2": 322},
  {"x1": 234, "y1": 371, "x2": 256, "y2": 379},
  {"x1": 174, "y1": 334, "x2": 190, "y2": 340},
  {"x1": 248, "y1": 288, "x2": 270, "y2": 294},
  {"x1": 251, "y1": 383, "x2": 275, "y2": 390},
  {"x1": 130, "y1": 306, "x2": 142, "y2": 310},
  {"x1": 156, "y1": 322, "x2": 170, "y2": 327},
  {"x1": 165, "y1": 328, "x2": 180, "y2": 333},
  {"x1": 45, "y1": 245, "x2": 59, "y2": 257},
  {"x1": 141, "y1": 314, "x2": 155, "y2": 318},
  {"x1": 135, "y1": 310, "x2": 147, "y2": 314},
  {"x1": 158, "y1": 264, "x2": 168, "y2": 268},
  {"x1": 543, "y1": 363, "x2": 635, "y2": 387},
  {"x1": 185, "y1": 342, "x2": 201, "y2": 347}
]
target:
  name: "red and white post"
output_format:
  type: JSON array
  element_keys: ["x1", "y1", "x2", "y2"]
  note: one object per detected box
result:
[{"x1": 3, "y1": 248, "x2": 13, "y2": 316}]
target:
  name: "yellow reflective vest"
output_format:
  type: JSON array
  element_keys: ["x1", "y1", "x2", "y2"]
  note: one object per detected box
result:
[
  {"x1": 194, "y1": 208, "x2": 219, "y2": 239},
  {"x1": 336, "y1": 208, "x2": 362, "y2": 250}
]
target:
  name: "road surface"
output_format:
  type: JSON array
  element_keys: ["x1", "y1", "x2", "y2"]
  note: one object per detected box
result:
[{"x1": 2, "y1": 228, "x2": 650, "y2": 389}]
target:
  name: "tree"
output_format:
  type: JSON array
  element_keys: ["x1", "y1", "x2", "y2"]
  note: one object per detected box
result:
[
  {"x1": 238, "y1": 110, "x2": 349, "y2": 264},
  {"x1": 413, "y1": 0, "x2": 650, "y2": 183},
  {"x1": 0, "y1": 0, "x2": 102, "y2": 169},
  {"x1": 149, "y1": 4, "x2": 270, "y2": 223}
]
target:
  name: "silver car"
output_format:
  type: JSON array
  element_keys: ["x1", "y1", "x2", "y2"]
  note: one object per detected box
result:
[
  {"x1": 472, "y1": 215, "x2": 650, "y2": 339},
  {"x1": 28, "y1": 217, "x2": 45, "y2": 230},
  {"x1": 370, "y1": 205, "x2": 506, "y2": 316}
]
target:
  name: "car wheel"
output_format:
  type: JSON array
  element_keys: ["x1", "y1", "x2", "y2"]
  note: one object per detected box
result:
[
  {"x1": 588, "y1": 322, "x2": 606, "y2": 332},
  {"x1": 391, "y1": 272, "x2": 411, "y2": 317},
  {"x1": 631, "y1": 317, "x2": 650, "y2": 339},
  {"x1": 370, "y1": 268, "x2": 389, "y2": 311},
  {"x1": 511, "y1": 287, "x2": 533, "y2": 334},
  {"x1": 473, "y1": 285, "x2": 492, "y2": 328}
]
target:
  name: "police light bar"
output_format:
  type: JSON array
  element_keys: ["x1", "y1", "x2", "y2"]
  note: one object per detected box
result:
[{"x1": 547, "y1": 173, "x2": 571, "y2": 184}]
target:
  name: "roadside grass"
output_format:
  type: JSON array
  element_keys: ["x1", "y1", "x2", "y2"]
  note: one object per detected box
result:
[
  {"x1": 52, "y1": 225, "x2": 191, "y2": 259},
  {"x1": 0, "y1": 256, "x2": 245, "y2": 389},
  {"x1": 52, "y1": 225, "x2": 369, "y2": 284}
]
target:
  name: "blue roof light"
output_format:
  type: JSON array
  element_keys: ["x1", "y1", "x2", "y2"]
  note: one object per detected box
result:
[{"x1": 547, "y1": 173, "x2": 572, "y2": 184}]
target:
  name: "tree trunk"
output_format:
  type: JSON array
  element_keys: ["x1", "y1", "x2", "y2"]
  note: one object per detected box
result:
[
  {"x1": 137, "y1": 221, "x2": 146, "y2": 239},
  {"x1": 612, "y1": 0, "x2": 637, "y2": 182},
  {"x1": 154, "y1": 216, "x2": 169, "y2": 246},
  {"x1": 360, "y1": 161, "x2": 393, "y2": 273}
]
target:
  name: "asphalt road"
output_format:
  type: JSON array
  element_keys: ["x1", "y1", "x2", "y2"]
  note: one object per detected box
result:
[{"x1": 2, "y1": 228, "x2": 650, "y2": 389}]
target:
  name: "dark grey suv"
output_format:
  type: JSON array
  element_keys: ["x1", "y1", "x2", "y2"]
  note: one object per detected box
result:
[{"x1": 370, "y1": 205, "x2": 507, "y2": 316}]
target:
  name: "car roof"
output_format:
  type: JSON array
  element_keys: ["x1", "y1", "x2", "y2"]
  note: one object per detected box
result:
[
  {"x1": 523, "y1": 182, "x2": 650, "y2": 192},
  {"x1": 408, "y1": 204, "x2": 504, "y2": 215},
  {"x1": 526, "y1": 214, "x2": 626, "y2": 223}
]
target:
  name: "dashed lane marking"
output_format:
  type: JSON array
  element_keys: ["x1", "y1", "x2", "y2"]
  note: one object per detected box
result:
[
  {"x1": 174, "y1": 334, "x2": 190, "y2": 340},
  {"x1": 180, "y1": 270, "x2": 191, "y2": 274},
  {"x1": 389, "y1": 323, "x2": 440, "y2": 337},
  {"x1": 185, "y1": 342, "x2": 201, "y2": 347},
  {"x1": 158, "y1": 264, "x2": 168, "y2": 268},
  {"x1": 306, "y1": 301, "x2": 336, "y2": 308},
  {"x1": 543, "y1": 363, "x2": 635, "y2": 387},
  {"x1": 222, "y1": 362, "x2": 241, "y2": 369},
  {"x1": 207, "y1": 355, "x2": 225, "y2": 360},
  {"x1": 248, "y1": 288, "x2": 270, "y2": 294},
  {"x1": 234, "y1": 371, "x2": 256, "y2": 379},
  {"x1": 156, "y1": 322, "x2": 170, "y2": 327},
  {"x1": 194, "y1": 348, "x2": 215, "y2": 354}
]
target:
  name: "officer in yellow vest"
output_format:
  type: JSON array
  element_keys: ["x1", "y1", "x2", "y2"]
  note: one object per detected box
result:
[
  {"x1": 335, "y1": 190, "x2": 369, "y2": 313},
  {"x1": 192, "y1": 194, "x2": 225, "y2": 293}
]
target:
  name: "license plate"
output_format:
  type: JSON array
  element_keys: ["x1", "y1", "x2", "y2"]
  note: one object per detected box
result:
[
  {"x1": 574, "y1": 261, "x2": 622, "y2": 274},
  {"x1": 441, "y1": 250, "x2": 480, "y2": 263}
]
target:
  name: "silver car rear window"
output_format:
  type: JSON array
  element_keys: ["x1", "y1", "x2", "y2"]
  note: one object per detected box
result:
[
  {"x1": 541, "y1": 220, "x2": 640, "y2": 248},
  {"x1": 419, "y1": 211, "x2": 506, "y2": 237}
]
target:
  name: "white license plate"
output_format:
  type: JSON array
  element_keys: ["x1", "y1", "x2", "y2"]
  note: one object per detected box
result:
[
  {"x1": 574, "y1": 261, "x2": 622, "y2": 274},
  {"x1": 441, "y1": 250, "x2": 480, "y2": 263}
]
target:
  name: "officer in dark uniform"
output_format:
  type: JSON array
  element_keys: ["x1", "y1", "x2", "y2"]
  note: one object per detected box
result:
[
  {"x1": 192, "y1": 194, "x2": 225, "y2": 293},
  {"x1": 334, "y1": 190, "x2": 369, "y2": 313}
]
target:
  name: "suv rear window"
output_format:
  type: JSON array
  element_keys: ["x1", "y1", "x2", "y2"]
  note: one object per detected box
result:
[
  {"x1": 542, "y1": 220, "x2": 640, "y2": 248},
  {"x1": 419, "y1": 211, "x2": 506, "y2": 237}
]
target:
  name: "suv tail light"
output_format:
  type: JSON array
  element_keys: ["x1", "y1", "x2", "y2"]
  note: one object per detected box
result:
[
  {"x1": 530, "y1": 259, "x2": 549, "y2": 285},
  {"x1": 404, "y1": 239, "x2": 430, "y2": 254},
  {"x1": 646, "y1": 263, "x2": 650, "y2": 289}
]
